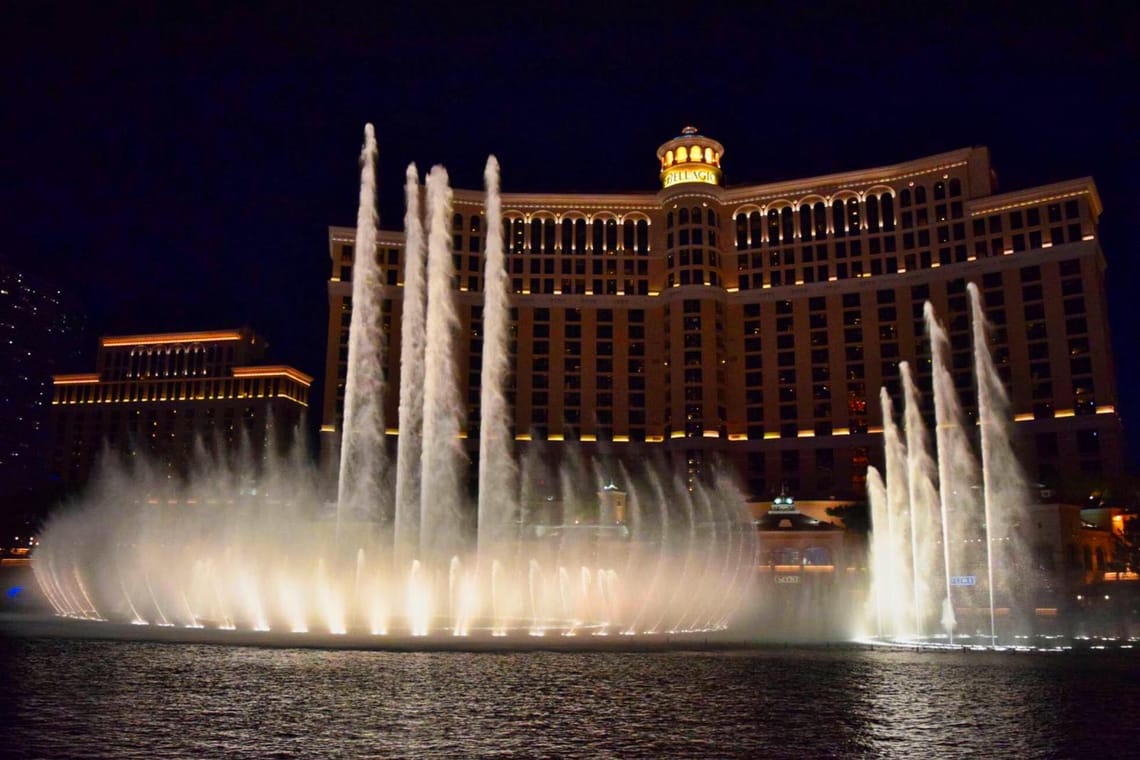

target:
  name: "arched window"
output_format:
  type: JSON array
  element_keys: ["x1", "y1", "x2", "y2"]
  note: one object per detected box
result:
[
  {"x1": 707, "y1": 208, "x2": 717, "y2": 227},
  {"x1": 915, "y1": 185, "x2": 927, "y2": 205},
  {"x1": 800, "y1": 205, "x2": 813, "y2": 242},
  {"x1": 452, "y1": 213, "x2": 464, "y2": 230},
  {"x1": 561, "y1": 219, "x2": 574, "y2": 252},
  {"x1": 934, "y1": 181, "x2": 946, "y2": 201},
  {"x1": 530, "y1": 219, "x2": 542, "y2": 252},
  {"x1": 691, "y1": 206, "x2": 702, "y2": 225},
  {"x1": 679, "y1": 208, "x2": 690, "y2": 225},
  {"x1": 736, "y1": 215, "x2": 748, "y2": 249},
  {"x1": 846, "y1": 198, "x2": 860, "y2": 233},
  {"x1": 881, "y1": 194, "x2": 895, "y2": 232},
  {"x1": 574, "y1": 218, "x2": 587, "y2": 253},
  {"x1": 704, "y1": 147, "x2": 713, "y2": 163},
  {"x1": 665, "y1": 150, "x2": 674, "y2": 166},
  {"x1": 667, "y1": 211, "x2": 674, "y2": 229},
  {"x1": 543, "y1": 218, "x2": 555, "y2": 252},
  {"x1": 781, "y1": 207, "x2": 794, "y2": 242},
  {"x1": 814, "y1": 202, "x2": 828, "y2": 238},
  {"x1": 899, "y1": 188, "x2": 912, "y2": 208},
  {"x1": 605, "y1": 218, "x2": 618, "y2": 250},
  {"x1": 470, "y1": 216, "x2": 481, "y2": 234},
  {"x1": 749, "y1": 211, "x2": 763, "y2": 247},
  {"x1": 622, "y1": 220, "x2": 635, "y2": 251},
  {"x1": 636, "y1": 220, "x2": 649, "y2": 254},
  {"x1": 866, "y1": 195, "x2": 880, "y2": 232},
  {"x1": 767, "y1": 209, "x2": 780, "y2": 244},
  {"x1": 949, "y1": 178, "x2": 962, "y2": 197},
  {"x1": 592, "y1": 219, "x2": 605, "y2": 251},
  {"x1": 677, "y1": 146, "x2": 689, "y2": 162},
  {"x1": 832, "y1": 200, "x2": 846, "y2": 237}
]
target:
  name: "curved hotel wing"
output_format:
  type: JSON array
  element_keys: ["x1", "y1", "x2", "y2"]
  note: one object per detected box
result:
[{"x1": 321, "y1": 128, "x2": 1121, "y2": 500}]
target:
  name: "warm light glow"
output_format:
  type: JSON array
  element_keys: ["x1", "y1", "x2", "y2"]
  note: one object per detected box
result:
[
  {"x1": 1014, "y1": 413, "x2": 1034, "y2": 422},
  {"x1": 1054, "y1": 409, "x2": 1075, "y2": 418},
  {"x1": 763, "y1": 431, "x2": 779, "y2": 440},
  {"x1": 579, "y1": 434, "x2": 597, "y2": 442},
  {"x1": 728, "y1": 433, "x2": 747, "y2": 441},
  {"x1": 547, "y1": 433, "x2": 564, "y2": 441},
  {"x1": 101, "y1": 331, "x2": 244, "y2": 347},
  {"x1": 52, "y1": 374, "x2": 100, "y2": 385},
  {"x1": 662, "y1": 166, "x2": 719, "y2": 188},
  {"x1": 320, "y1": 425, "x2": 336, "y2": 433},
  {"x1": 832, "y1": 427, "x2": 850, "y2": 436},
  {"x1": 1096, "y1": 405, "x2": 1116, "y2": 414},
  {"x1": 797, "y1": 430, "x2": 815, "y2": 438},
  {"x1": 670, "y1": 431, "x2": 686, "y2": 439},
  {"x1": 645, "y1": 434, "x2": 665, "y2": 443},
  {"x1": 232, "y1": 366, "x2": 314, "y2": 386}
]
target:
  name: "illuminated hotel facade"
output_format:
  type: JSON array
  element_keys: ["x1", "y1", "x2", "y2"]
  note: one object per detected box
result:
[
  {"x1": 321, "y1": 127, "x2": 1123, "y2": 500},
  {"x1": 51, "y1": 329, "x2": 312, "y2": 489}
]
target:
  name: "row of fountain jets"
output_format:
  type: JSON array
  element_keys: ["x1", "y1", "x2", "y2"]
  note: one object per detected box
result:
[{"x1": 33, "y1": 125, "x2": 758, "y2": 638}]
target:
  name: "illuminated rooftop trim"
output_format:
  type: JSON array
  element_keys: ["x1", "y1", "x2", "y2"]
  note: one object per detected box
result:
[
  {"x1": 232, "y1": 366, "x2": 314, "y2": 386},
  {"x1": 52, "y1": 373, "x2": 100, "y2": 385},
  {"x1": 101, "y1": 331, "x2": 245, "y2": 348}
]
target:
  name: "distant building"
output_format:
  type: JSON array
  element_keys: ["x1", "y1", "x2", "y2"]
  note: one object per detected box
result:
[
  {"x1": 322, "y1": 127, "x2": 1124, "y2": 501},
  {"x1": 50, "y1": 329, "x2": 312, "y2": 490},
  {"x1": 0, "y1": 263, "x2": 85, "y2": 516}
]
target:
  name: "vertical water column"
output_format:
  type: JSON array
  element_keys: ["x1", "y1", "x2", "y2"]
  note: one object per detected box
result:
[
  {"x1": 337, "y1": 124, "x2": 388, "y2": 529},
  {"x1": 968, "y1": 282, "x2": 1030, "y2": 643},
  {"x1": 901, "y1": 361, "x2": 945, "y2": 634},
  {"x1": 394, "y1": 164, "x2": 428, "y2": 559},
  {"x1": 880, "y1": 387, "x2": 913, "y2": 637},
  {"x1": 477, "y1": 155, "x2": 518, "y2": 560},
  {"x1": 866, "y1": 466, "x2": 888, "y2": 638},
  {"x1": 925, "y1": 301, "x2": 980, "y2": 640},
  {"x1": 420, "y1": 166, "x2": 466, "y2": 565}
]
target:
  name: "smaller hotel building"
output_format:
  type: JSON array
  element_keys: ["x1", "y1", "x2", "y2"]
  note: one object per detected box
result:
[
  {"x1": 51, "y1": 329, "x2": 312, "y2": 489},
  {"x1": 321, "y1": 128, "x2": 1124, "y2": 502}
]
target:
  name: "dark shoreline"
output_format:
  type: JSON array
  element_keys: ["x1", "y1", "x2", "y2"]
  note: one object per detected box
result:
[{"x1": 3, "y1": 613, "x2": 1137, "y2": 656}]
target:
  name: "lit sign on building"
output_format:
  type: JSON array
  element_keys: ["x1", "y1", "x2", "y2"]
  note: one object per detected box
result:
[{"x1": 662, "y1": 166, "x2": 719, "y2": 188}]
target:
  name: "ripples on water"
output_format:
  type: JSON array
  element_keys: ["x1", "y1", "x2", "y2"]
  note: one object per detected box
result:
[{"x1": 0, "y1": 638, "x2": 1138, "y2": 758}]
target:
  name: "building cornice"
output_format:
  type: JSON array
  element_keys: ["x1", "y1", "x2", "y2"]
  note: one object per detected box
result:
[{"x1": 967, "y1": 177, "x2": 1101, "y2": 219}]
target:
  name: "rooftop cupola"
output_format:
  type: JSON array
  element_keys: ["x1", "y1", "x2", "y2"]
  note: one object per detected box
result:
[{"x1": 656, "y1": 126, "x2": 724, "y2": 189}]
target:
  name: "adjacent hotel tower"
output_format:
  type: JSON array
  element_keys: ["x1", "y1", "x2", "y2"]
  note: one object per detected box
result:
[{"x1": 321, "y1": 128, "x2": 1122, "y2": 500}]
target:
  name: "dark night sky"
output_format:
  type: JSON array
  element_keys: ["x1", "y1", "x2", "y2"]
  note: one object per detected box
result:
[{"x1": 3, "y1": 2, "x2": 1138, "y2": 462}]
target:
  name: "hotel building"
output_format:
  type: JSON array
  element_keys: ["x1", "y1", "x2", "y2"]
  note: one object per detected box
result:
[
  {"x1": 321, "y1": 128, "x2": 1123, "y2": 501},
  {"x1": 51, "y1": 329, "x2": 312, "y2": 489}
]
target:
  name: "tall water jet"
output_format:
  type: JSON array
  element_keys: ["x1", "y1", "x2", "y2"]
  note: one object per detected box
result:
[
  {"x1": 420, "y1": 166, "x2": 466, "y2": 564},
  {"x1": 925, "y1": 301, "x2": 980, "y2": 642},
  {"x1": 394, "y1": 163, "x2": 428, "y2": 558},
  {"x1": 901, "y1": 361, "x2": 945, "y2": 634},
  {"x1": 880, "y1": 387, "x2": 913, "y2": 637},
  {"x1": 866, "y1": 466, "x2": 888, "y2": 638},
  {"x1": 968, "y1": 283, "x2": 1031, "y2": 643},
  {"x1": 477, "y1": 155, "x2": 518, "y2": 558},
  {"x1": 337, "y1": 123, "x2": 388, "y2": 530}
]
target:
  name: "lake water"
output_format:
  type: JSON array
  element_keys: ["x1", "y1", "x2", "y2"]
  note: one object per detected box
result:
[{"x1": 1, "y1": 630, "x2": 1139, "y2": 758}]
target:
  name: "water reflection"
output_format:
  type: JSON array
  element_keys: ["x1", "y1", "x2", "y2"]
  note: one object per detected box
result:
[{"x1": 0, "y1": 640, "x2": 1136, "y2": 758}]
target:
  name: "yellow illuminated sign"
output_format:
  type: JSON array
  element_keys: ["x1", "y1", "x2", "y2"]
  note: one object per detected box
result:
[{"x1": 662, "y1": 166, "x2": 719, "y2": 188}]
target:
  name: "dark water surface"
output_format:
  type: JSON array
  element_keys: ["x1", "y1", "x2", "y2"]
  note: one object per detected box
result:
[{"x1": 0, "y1": 635, "x2": 1138, "y2": 759}]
